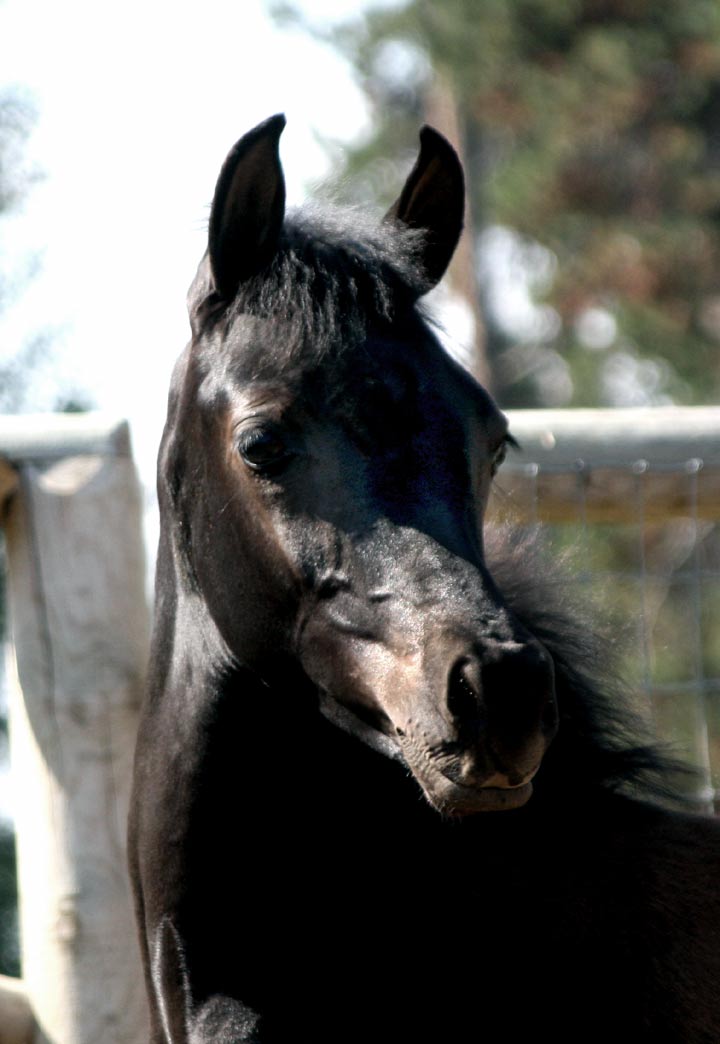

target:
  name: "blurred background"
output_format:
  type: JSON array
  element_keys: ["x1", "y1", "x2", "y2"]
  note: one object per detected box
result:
[{"x1": 1, "y1": 0, "x2": 719, "y2": 982}]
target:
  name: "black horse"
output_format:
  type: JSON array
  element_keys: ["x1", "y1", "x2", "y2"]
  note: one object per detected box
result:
[{"x1": 129, "y1": 115, "x2": 720, "y2": 1044}]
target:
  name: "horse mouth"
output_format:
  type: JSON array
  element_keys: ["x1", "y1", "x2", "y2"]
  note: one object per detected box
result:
[
  {"x1": 398, "y1": 742, "x2": 537, "y2": 816},
  {"x1": 316, "y1": 688, "x2": 538, "y2": 815},
  {"x1": 425, "y1": 779, "x2": 534, "y2": 816}
]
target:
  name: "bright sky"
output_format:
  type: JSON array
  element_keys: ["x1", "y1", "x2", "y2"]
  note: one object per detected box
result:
[
  {"x1": 0, "y1": 0, "x2": 382, "y2": 820},
  {"x1": 0, "y1": 0, "x2": 375, "y2": 487}
]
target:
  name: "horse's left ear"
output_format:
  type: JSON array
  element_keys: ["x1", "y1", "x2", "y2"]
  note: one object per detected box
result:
[
  {"x1": 385, "y1": 126, "x2": 465, "y2": 290},
  {"x1": 208, "y1": 114, "x2": 287, "y2": 300}
]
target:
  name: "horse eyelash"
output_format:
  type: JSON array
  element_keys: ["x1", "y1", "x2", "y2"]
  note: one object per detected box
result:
[{"x1": 490, "y1": 433, "x2": 519, "y2": 480}]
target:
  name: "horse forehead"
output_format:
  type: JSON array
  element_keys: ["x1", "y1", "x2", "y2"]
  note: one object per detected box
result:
[
  {"x1": 214, "y1": 314, "x2": 298, "y2": 380},
  {"x1": 191, "y1": 310, "x2": 502, "y2": 437}
]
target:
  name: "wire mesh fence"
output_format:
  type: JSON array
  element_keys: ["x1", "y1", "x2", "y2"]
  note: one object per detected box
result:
[{"x1": 492, "y1": 406, "x2": 720, "y2": 813}]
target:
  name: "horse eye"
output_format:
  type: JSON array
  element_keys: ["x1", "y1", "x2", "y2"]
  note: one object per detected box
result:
[
  {"x1": 490, "y1": 432, "x2": 518, "y2": 477},
  {"x1": 238, "y1": 428, "x2": 292, "y2": 473},
  {"x1": 491, "y1": 443, "x2": 507, "y2": 477}
]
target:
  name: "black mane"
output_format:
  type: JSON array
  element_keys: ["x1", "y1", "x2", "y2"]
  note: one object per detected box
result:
[{"x1": 487, "y1": 529, "x2": 690, "y2": 807}]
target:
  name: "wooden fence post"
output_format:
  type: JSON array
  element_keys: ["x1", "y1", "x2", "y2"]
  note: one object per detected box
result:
[
  {"x1": 2, "y1": 418, "x2": 150, "y2": 1044},
  {"x1": 0, "y1": 975, "x2": 33, "y2": 1044}
]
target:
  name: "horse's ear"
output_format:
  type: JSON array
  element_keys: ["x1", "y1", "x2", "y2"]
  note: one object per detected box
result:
[
  {"x1": 208, "y1": 114, "x2": 287, "y2": 300},
  {"x1": 385, "y1": 126, "x2": 465, "y2": 290}
]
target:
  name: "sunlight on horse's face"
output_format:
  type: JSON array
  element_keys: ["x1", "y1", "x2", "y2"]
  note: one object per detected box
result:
[{"x1": 179, "y1": 310, "x2": 557, "y2": 816}]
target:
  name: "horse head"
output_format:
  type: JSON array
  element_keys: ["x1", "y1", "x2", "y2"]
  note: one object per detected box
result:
[{"x1": 162, "y1": 114, "x2": 557, "y2": 816}]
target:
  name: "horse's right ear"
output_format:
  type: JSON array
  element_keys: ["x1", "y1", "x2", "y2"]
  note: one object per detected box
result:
[
  {"x1": 385, "y1": 126, "x2": 465, "y2": 291},
  {"x1": 208, "y1": 114, "x2": 287, "y2": 301}
]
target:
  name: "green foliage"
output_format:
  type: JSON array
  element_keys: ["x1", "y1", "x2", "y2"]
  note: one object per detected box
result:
[
  {"x1": 0, "y1": 825, "x2": 18, "y2": 977},
  {"x1": 282, "y1": 0, "x2": 720, "y2": 407}
]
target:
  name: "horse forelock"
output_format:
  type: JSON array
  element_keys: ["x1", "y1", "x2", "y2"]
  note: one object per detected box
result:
[{"x1": 187, "y1": 204, "x2": 430, "y2": 372}]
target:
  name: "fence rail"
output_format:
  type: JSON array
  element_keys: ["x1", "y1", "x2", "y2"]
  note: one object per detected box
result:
[
  {"x1": 494, "y1": 405, "x2": 720, "y2": 814},
  {"x1": 497, "y1": 406, "x2": 720, "y2": 522}
]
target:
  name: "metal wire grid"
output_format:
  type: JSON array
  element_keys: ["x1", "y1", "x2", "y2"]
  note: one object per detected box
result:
[{"x1": 497, "y1": 456, "x2": 720, "y2": 812}]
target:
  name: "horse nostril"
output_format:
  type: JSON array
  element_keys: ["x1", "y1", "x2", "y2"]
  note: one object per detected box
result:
[
  {"x1": 316, "y1": 572, "x2": 351, "y2": 599},
  {"x1": 480, "y1": 639, "x2": 557, "y2": 739},
  {"x1": 447, "y1": 658, "x2": 483, "y2": 725}
]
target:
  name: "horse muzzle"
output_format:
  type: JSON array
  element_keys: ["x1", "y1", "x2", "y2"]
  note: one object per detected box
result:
[
  {"x1": 394, "y1": 637, "x2": 557, "y2": 815},
  {"x1": 301, "y1": 600, "x2": 558, "y2": 816}
]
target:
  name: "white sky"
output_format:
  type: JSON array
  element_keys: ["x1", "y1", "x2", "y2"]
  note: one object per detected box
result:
[
  {"x1": 0, "y1": 0, "x2": 375, "y2": 487},
  {"x1": 0, "y1": 0, "x2": 383, "y2": 821}
]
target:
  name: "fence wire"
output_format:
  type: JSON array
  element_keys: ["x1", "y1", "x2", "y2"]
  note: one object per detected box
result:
[{"x1": 493, "y1": 451, "x2": 720, "y2": 813}]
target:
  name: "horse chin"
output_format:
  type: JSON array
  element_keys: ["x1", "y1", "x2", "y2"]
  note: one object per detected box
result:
[
  {"x1": 400, "y1": 749, "x2": 537, "y2": 816},
  {"x1": 424, "y1": 780, "x2": 534, "y2": 817},
  {"x1": 316, "y1": 688, "x2": 538, "y2": 815}
]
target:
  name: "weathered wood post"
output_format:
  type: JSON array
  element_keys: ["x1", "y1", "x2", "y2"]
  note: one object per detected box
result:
[
  {"x1": 1, "y1": 414, "x2": 150, "y2": 1044},
  {"x1": 0, "y1": 974, "x2": 34, "y2": 1044}
]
